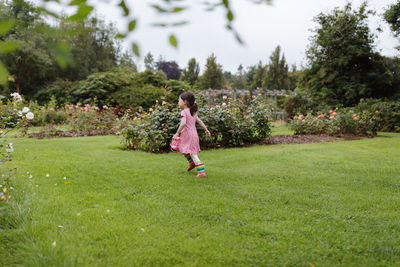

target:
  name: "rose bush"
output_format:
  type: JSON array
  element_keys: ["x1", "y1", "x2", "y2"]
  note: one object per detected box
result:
[{"x1": 121, "y1": 97, "x2": 272, "y2": 152}]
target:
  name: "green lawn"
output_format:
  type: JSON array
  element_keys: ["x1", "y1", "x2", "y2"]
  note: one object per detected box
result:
[{"x1": 1, "y1": 130, "x2": 400, "y2": 266}]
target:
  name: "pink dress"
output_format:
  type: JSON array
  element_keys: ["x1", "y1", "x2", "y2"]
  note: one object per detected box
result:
[{"x1": 178, "y1": 108, "x2": 201, "y2": 154}]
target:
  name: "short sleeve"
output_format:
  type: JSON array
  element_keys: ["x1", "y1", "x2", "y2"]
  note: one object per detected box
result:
[{"x1": 180, "y1": 110, "x2": 186, "y2": 118}]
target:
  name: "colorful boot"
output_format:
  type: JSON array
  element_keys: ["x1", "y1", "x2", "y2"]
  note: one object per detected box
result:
[
  {"x1": 196, "y1": 163, "x2": 206, "y2": 177},
  {"x1": 185, "y1": 154, "x2": 195, "y2": 172}
]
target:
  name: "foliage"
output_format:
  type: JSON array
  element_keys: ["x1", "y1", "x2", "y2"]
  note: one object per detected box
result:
[
  {"x1": 300, "y1": 3, "x2": 395, "y2": 106},
  {"x1": 263, "y1": 45, "x2": 290, "y2": 90},
  {"x1": 181, "y1": 58, "x2": 200, "y2": 86},
  {"x1": 290, "y1": 108, "x2": 381, "y2": 136},
  {"x1": 34, "y1": 79, "x2": 78, "y2": 106},
  {"x1": 121, "y1": 97, "x2": 272, "y2": 152},
  {"x1": 196, "y1": 54, "x2": 226, "y2": 89},
  {"x1": 156, "y1": 60, "x2": 181, "y2": 80},
  {"x1": 384, "y1": 1, "x2": 400, "y2": 36}
]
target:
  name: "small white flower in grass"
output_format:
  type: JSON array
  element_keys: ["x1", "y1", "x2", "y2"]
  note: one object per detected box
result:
[
  {"x1": 10, "y1": 187, "x2": 13, "y2": 190},
  {"x1": 52, "y1": 241, "x2": 56, "y2": 247},
  {"x1": 54, "y1": 184, "x2": 57, "y2": 186},
  {"x1": 222, "y1": 103, "x2": 226, "y2": 106},
  {"x1": 35, "y1": 185, "x2": 38, "y2": 187},
  {"x1": 107, "y1": 209, "x2": 110, "y2": 213},
  {"x1": 6, "y1": 143, "x2": 14, "y2": 153},
  {"x1": 58, "y1": 225, "x2": 64, "y2": 228},
  {"x1": 22, "y1": 107, "x2": 30, "y2": 113},
  {"x1": 29, "y1": 175, "x2": 33, "y2": 178},
  {"x1": 63, "y1": 177, "x2": 67, "y2": 180},
  {"x1": 26, "y1": 112, "x2": 34, "y2": 120},
  {"x1": 0, "y1": 185, "x2": 2, "y2": 188},
  {"x1": 140, "y1": 228, "x2": 145, "y2": 232},
  {"x1": 27, "y1": 171, "x2": 29, "y2": 174},
  {"x1": 46, "y1": 174, "x2": 49, "y2": 177},
  {"x1": 17, "y1": 111, "x2": 23, "y2": 117},
  {"x1": 77, "y1": 212, "x2": 81, "y2": 216}
]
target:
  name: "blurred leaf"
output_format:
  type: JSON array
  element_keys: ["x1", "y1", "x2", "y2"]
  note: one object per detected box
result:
[
  {"x1": 222, "y1": 0, "x2": 229, "y2": 8},
  {"x1": 115, "y1": 33, "x2": 127, "y2": 39},
  {"x1": 169, "y1": 34, "x2": 178, "y2": 48},
  {"x1": 68, "y1": 0, "x2": 86, "y2": 6},
  {"x1": 48, "y1": 42, "x2": 73, "y2": 69},
  {"x1": 0, "y1": 61, "x2": 9, "y2": 86},
  {"x1": 128, "y1": 20, "x2": 137, "y2": 31},
  {"x1": 172, "y1": 7, "x2": 186, "y2": 13},
  {"x1": 227, "y1": 10, "x2": 234, "y2": 21},
  {"x1": 132, "y1": 42, "x2": 139, "y2": 57},
  {"x1": 151, "y1": 5, "x2": 168, "y2": 12},
  {"x1": 234, "y1": 32, "x2": 244, "y2": 44},
  {"x1": 67, "y1": 5, "x2": 94, "y2": 21},
  {"x1": 0, "y1": 19, "x2": 15, "y2": 36},
  {"x1": 118, "y1": 0, "x2": 130, "y2": 16},
  {"x1": 0, "y1": 41, "x2": 19, "y2": 53},
  {"x1": 172, "y1": 21, "x2": 188, "y2": 26},
  {"x1": 152, "y1": 23, "x2": 168, "y2": 27}
]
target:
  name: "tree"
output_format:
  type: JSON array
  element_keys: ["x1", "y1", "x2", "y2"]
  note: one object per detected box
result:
[
  {"x1": 384, "y1": 2, "x2": 400, "y2": 37},
  {"x1": 197, "y1": 54, "x2": 225, "y2": 89},
  {"x1": 144, "y1": 52, "x2": 155, "y2": 70},
  {"x1": 118, "y1": 50, "x2": 138, "y2": 71},
  {"x1": 232, "y1": 64, "x2": 246, "y2": 89},
  {"x1": 156, "y1": 60, "x2": 181, "y2": 80},
  {"x1": 0, "y1": 0, "x2": 54, "y2": 96},
  {"x1": 301, "y1": 3, "x2": 392, "y2": 106},
  {"x1": 181, "y1": 58, "x2": 200, "y2": 86},
  {"x1": 263, "y1": 45, "x2": 290, "y2": 91},
  {"x1": 247, "y1": 61, "x2": 266, "y2": 89}
]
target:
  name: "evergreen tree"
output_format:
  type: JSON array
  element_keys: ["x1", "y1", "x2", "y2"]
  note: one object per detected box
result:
[
  {"x1": 197, "y1": 54, "x2": 225, "y2": 89},
  {"x1": 263, "y1": 45, "x2": 289, "y2": 90},
  {"x1": 181, "y1": 58, "x2": 200, "y2": 85}
]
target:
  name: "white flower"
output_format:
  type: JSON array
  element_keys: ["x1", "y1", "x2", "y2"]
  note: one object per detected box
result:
[
  {"x1": 46, "y1": 174, "x2": 49, "y2": 177},
  {"x1": 17, "y1": 111, "x2": 23, "y2": 117},
  {"x1": 223, "y1": 95, "x2": 227, "y2": 100},
  {"x1": 77, "y1": 212, "x2": 81, "y2": 216},
  {"x1": 5, "y1": 143, "x2": 14, "y2": 153},
  {"x1": 26, "y1": 112, "x2": 34, "y2": 120},
  {"x1": 222, "y1": 103, "x2": 226, "y2": 106},
  {"x1": 10, "y1": 92, "x2": 22, "y2": 102},
  {"x1": 29, "y1": 175, "x2": 33, "y2": 178},
  {"x1": 63, "y1": 177, "x2": 67, "y2": 180},
  {"x1": 22, "y1": 107, "x2": 30, "y2": 113},
  {"x1": 52, "y1": 241, "x2": 56, "y2": 247},
  {"x1": 58, "y1": 225, "x2": 64, "y2": 228}
]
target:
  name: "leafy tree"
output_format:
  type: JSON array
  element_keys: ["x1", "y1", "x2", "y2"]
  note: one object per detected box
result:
[
  {"x1": 263, "y1": 45, "x2": 289, "y2": 90},
  {"x1": 232, "y1": 64, "x2": 246, "y2": 89},
  {"x1": 384, "y1": 1, "x2": 400, "y2": 37},
  {"x1": 181, "y1": 58, "x2": 200, "y2": 86},
  {"x1": 300, "y1": 3, "x2": 392, "y2": 106},
  {"x1": 156, "y1": 60, "x2": 181, "y2": 80},
  {"x1": 144, "y1": 52, "x2": 155, "y2": 70},
  {"x1": 248, "y1": 61, "x2": 267, "y2": 89},
  {"x1": 197, "y1": 54, "x2": 225, "y2": 89}
]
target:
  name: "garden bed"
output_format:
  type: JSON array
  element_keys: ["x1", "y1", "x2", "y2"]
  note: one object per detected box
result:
[
  {"x1": 29, "y1": 129, "x2": 117, "y2": 139},
  {"x1": 263, "y1": 134, "x2": 366, "y2": 145}
]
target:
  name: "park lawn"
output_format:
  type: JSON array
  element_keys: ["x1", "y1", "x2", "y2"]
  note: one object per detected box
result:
[
  {"x1": 271, "y1": 121, "x2": 294, "y2": 136},
  {"x1": 1, "y1": 132, "x2": 400, "y2": 266}
]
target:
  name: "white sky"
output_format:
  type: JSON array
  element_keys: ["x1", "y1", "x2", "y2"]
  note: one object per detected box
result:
[{"x1": 37, "y1": 0, "x2": 399, "y2": 73}]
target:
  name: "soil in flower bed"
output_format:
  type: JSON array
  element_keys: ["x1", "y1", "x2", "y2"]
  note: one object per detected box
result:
[
  {"x1": 29, "y1": 129, "x2": 116, "y2": 139},
  {"x1": 262, "y1": 134, "x2": 367, "y2": 145}
]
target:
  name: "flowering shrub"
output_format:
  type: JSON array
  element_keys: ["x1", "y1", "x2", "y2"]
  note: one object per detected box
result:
[
  {"x1": 1, "y1": 93, "x2": 34, "y2": 204},
  {"x1": 290, "y1": 108, "x2": 381, "y2": 136},
  {"x1": 67, "y1": 104, "x2": 118, "y2": 133},
  {"x1": 122, "y1": 97, "x2": 272, "y2": 152}
]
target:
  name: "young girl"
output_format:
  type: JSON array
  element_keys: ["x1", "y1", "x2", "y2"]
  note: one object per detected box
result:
[{"x1": 173, "y1": 91, "x2": 210, "y2": 177}]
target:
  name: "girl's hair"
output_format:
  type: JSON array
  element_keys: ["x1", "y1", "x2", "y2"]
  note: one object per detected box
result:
[{"x1": 180, "y1": 91, "x2": 198, "y2": 116}]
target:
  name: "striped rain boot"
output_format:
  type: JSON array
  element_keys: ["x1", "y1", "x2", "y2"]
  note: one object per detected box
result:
[
  {"x1": 196, "y1": 163, "x2": 206, "y2": 178},
  {"x1": 185, "y1": 154, "x2": 195, "y2": 172}
]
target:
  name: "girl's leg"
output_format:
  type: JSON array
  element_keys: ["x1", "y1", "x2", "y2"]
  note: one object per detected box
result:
[
  {"x1": 190, "y1": 154, "x2": 206, "y2": 177},
  {"x1": 184, "y1": 154, "x2": 195, "y2": 171}
]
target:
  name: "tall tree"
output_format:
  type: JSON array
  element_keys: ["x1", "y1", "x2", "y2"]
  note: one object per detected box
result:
[
  {"x1": 233, "y1": 64, "x2": 246, "y2": 89},
  {"x1": 301, "y1": 3, "x2": 392, "y2": 106},
  {"x1": 197, "y1": 54, "x2": 225, "y2": 89},
  {"x1": 263, "y1": 45, "x2": 289, "y2": 91},
  {"x1": 181, "y1": 58, "x2": 200, "y2": 86},
  {"x1": 155, "y1": 60, "x2": 181, "y2": 80},
  {"x1": 248, "y1": 61, "x2": 267, "y2": 89},
  {"x1": 144, "y1": 52, "x2": 155, "y2": 70},
  {"x1": 384, "y1": 2, "x2": 400, "y2": 37}
]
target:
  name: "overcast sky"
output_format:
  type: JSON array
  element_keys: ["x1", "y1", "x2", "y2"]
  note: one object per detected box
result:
[{"x1": 39, "y1": 0, "x2": 399, "y2": 73}]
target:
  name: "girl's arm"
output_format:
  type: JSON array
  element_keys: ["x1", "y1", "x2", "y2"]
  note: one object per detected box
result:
[
  {"x1": 196, "y1": 117, "x2": 211, "y2": 137},
  {"x1": 174, "y1": 116, "x2": 186, "y2": 138}
]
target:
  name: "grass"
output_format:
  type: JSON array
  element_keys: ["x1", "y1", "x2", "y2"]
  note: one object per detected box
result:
[{"x1": 1, "y1": 127, "x2": 400, "y2": 266}]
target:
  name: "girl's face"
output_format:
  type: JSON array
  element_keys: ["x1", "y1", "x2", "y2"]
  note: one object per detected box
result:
[{"x1": 178, "y1": 97, "x2": 187, "y2": 109}]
